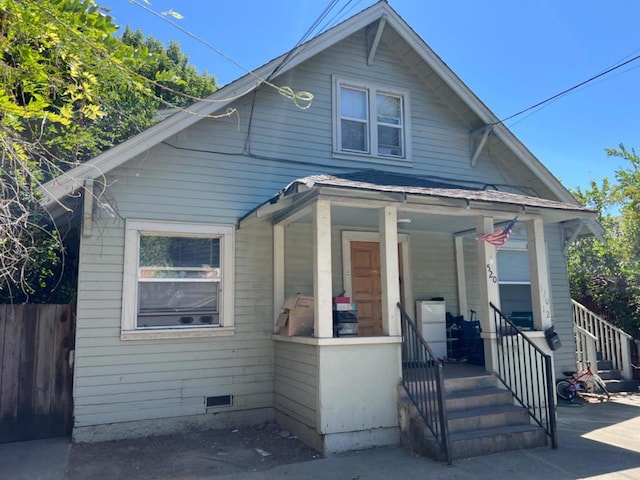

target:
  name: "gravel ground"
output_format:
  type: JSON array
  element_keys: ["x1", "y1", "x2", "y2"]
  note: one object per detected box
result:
[{"x1": 65, "y1": 419, "x2": 321, "y2": 479}]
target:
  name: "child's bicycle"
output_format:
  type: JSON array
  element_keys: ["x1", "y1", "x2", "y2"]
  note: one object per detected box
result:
[{"x1": 556, "y1": 362, "x2": 611, "y2": 401}]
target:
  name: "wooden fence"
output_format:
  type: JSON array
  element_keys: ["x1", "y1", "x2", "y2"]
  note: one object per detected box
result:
[{"x1": 0, "y1": 304, "x2": 75, "y2": 443}]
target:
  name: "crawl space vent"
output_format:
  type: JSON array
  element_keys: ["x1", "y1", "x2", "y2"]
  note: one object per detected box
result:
[{"x1": 206, "y1": 395, "x2": 232, "y2": 407}]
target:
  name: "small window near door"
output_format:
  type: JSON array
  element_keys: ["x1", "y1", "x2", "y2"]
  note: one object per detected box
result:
[{"x1": 497, "y1": 248, "x2": 532, "y2": 317}]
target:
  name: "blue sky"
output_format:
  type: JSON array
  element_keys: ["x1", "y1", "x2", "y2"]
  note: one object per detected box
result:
[{"x1": 97, "y1": 0, "x2": 640, "y2": 192}]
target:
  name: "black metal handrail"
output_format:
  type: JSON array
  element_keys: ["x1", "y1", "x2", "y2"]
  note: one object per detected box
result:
[
  {"x1": 490, "y1": 302, "x2": 558, "y2": 449},
  {"x1": 398, "y1": 303, "x2": 451, "y2": 464}
]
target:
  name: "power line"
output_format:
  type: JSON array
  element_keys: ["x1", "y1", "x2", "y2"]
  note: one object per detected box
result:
[
  {"x1": 129, "y1": 1, "x2": 313, "y2": 109},
  {"x1": 494, "y1": 52, "x2": 640, "y2": 126},
  {"x1": 267, "y1": 0, "x2": 343, "y2": 80}
]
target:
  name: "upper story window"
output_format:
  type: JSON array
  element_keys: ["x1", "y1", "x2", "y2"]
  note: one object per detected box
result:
[
  {"x1": 122, "y1": 220, "x2": 235, "y2": 339},
  {"x1": 333, "y1": 76, "x2": 410, "y2": 162}
]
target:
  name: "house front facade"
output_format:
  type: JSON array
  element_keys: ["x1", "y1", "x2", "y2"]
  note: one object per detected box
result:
[{"x1": 42, "y1": 1, "x2": 597, "y2": 453}]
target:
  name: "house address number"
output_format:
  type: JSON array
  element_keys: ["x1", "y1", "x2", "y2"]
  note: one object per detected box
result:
[{"x1": 486, "y1": 263, "x2": 498, "y2": 284}]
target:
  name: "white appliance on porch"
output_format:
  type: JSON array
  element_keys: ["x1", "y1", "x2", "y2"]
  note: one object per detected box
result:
[{"x1": 416, "y1": 300, "x2": 447, "y2": 360}]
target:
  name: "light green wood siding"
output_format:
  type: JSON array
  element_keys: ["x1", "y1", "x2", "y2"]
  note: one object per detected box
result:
[
  {"x1": 409, "y1": 232, "x2": 459, "y2": 314},
  {"x1": 74, "y1": 220, "x2": 274, "y2": 427},
  {"x1": 545, "y1": 224, "x2": 576, "y2": 376},
  {"x1": 274, "y1": 341, "x2": 318, "y2": 428}
]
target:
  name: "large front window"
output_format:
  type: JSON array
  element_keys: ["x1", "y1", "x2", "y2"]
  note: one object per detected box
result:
[
  {"x1": 334, "y1": 77, "x2": 409, "y2": 160},
  {"x1": 122, "y1": 220, "x2": 235, "y2": 339},
  {"x1": 138, "y1": 236, "x2": 220, "y2": 327}
]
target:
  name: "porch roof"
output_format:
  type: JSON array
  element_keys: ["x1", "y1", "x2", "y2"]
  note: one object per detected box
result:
[
  {"x1": 281, "y1": 172, "x2": 592, "y2": 214},
  {"x1": 241, "y1": 170, "x2": 599, "y2": 238},
  {"x1": 249, "y1": 170, "x2": 595, "y2": 216}
]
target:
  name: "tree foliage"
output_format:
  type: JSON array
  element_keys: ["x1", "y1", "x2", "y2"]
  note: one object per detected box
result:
[
  {"x1": 568, "y1": 145, "x2": 640, "y2": 337},
  {"x1": 120, "y1": 27, "x2": 216, "y2": 108},
  {"x1": 0, "y1": 0, "x2": 216, "y2": 302}
]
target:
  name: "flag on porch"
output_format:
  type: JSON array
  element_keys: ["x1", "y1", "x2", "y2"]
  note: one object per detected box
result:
[{"x1": 476, "y1": 216, "x2": 518, "y2": 247}]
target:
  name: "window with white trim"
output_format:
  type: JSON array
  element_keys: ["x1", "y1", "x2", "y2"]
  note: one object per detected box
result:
[
  {"x1": 497, "y1": 244, "x2": 532, "y2": 319},
  {"x1": 333, "y1": 77, "x2": 410, "y2": 160},
  {"x1": 122, "y1": 220, "x2": 234, "y2": 338}
]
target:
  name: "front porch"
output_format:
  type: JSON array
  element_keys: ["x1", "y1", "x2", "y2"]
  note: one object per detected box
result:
[{"x1": 240, "y1": 172, "x2": 597, "y2": 454}]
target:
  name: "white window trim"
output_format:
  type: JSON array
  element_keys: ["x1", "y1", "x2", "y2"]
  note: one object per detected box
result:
[
  {"x1": 332, "y1": 75, "x2": 412, "y2": 165},
  {"x1": 121, "y1": 219, "x2": 235, "y2": 340}
]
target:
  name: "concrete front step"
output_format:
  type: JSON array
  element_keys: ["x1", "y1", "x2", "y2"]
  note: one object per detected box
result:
[
  {"x1": 597, "y1": 359, "x2": 614, "y2": 370},
  {"x1": 598, "y1": 369, "x2": 623, "y2": 380},
  {"x1": 449, "y1": 424, "x2": 547, "y2": 459},
  {"x1": 447, "y1": 404, "x2": 530, "y2": 433},
  {"x1": 603, "y1": 378, "x2": 639, "y2": 393},
  {"x1": 443, "y1": 374, "x2": 497, "y2": 394},
  {"x1": 399, "y1": 372, "x2": 548, "y2": 462},
  {"x1": 446, "y1": 387, "x2": 513, "y2": 411},
  {"x1": 593, "y1": 363, "x2": 638, "y2": 393}
]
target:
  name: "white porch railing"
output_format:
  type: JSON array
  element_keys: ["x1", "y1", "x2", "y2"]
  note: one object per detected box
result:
[{"x1": 571, "y1": 299, "x2": 633, "y2": 379}]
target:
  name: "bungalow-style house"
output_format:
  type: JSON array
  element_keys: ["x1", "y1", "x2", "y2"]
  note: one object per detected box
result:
[{"x1": 41, "y1": 1, "x2": 600, "y2": 458}]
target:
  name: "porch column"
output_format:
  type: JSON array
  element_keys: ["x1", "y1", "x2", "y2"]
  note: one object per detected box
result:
[
  {"x1": 454, "y1": 236, "x2": 468, "y2": 318},
  {"x1": 476, "y1": 216, "x2": 501, "y2": 372},
  {"x1": 526, "y1": 217, "x2": 552, "y2": 331},
  {"x1": 379, "y1": 206, "x2": 401, "y2": 336},
  {"x1": 313, "y1": 200, "x2": 333, "y2": 338},
  {"x1": 273, "y1": 224, "x2": 285, "y2": 330}
]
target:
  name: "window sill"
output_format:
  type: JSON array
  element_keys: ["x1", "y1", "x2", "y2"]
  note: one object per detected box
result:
[
  {"x1": 121, "y1": 326, "x2": 235, "y2": 341},
  {"x1": 332, "y1": 151, "x2": 412, "y2": 167},
  {"x1": 273, "y1": 334, "x2": 402, "y2": 346}
]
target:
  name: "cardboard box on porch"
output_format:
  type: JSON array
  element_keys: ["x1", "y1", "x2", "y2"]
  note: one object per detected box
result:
[{"x1": 276, "y1": 295, "x2": 314, "y2": 336}]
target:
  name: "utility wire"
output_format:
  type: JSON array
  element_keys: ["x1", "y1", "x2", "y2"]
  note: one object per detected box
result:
[
  {"x1": 130, "y1": 0, "x2": 313, "y2": 109},
  {"x1": 267, "y1": 0, "x2": 342, "y2": 80},
  {"x1": 274, "y1": 0, "x2": 364, "y2": 76},
  {"x1": 495, "y1": 52, "x2": 640, "y2": 126},
  {"x1": 508, "y1": 62, "x2": 640, "y2": 129}
]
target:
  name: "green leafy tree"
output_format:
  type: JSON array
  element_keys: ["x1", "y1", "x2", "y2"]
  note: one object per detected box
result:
[
  {"x1": 0, "y1": 0, "x2": 216, "y2": 301},
  {"x1": 120, "y1": 27, "x2": 216, "y2": 108},
  {"x1": 568, "y1": 145, "x2": 640, "y2": 337}
]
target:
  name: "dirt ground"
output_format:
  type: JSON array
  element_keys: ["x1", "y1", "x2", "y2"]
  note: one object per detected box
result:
[{"x1": 65, "y1": 419, "x2": 322, "y2": 479}]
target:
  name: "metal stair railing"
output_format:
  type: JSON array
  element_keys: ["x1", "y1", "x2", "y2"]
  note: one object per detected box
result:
[
  {"x1": 398, "y1": 302, "x2": 451, "y2": 464},
  {"x1": 490, "y1": 302, "x2": 558, "y2": 449},
  {"x1": 572, "y1": 299, "x2": 633, "y2": 379}
]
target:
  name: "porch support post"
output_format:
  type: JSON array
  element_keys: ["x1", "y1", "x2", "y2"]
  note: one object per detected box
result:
[
  {"x1": 476, "y1": 216, "x2": 501, "y2": 372},
  {"x1": 273, "y1": 224, "x2": 285, "y2": 331},
  {"x1": 379, "y1": 206, "x2": 400, "y2": 336},
  {"x1": 526, "y1": 217, "x2": 552, "y2": 331},
  {"x1": 454, "y1": 236, "x2": 468, "y2": 318},
  {"x1": 313, "y1": 200, "x2": 333, "y2": 338}
]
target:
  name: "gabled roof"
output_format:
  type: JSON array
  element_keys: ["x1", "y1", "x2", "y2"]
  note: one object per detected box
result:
[{"x1": 40, "y1": 0, "x2": 577, "y2": 209}]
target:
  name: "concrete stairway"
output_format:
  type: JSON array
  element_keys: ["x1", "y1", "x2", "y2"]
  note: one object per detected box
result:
[
  {"x1": 597, "y1": 358, "x2": 639, "y2": 393},
  {"x1": 398, "y1": 373, "x2": 548, "y2": 461}
]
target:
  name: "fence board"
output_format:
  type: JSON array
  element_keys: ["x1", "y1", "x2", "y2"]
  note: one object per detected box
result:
[
  {"x1": 0, "y1": 306, "x2": 23, "y2": 440},
  {"x1": 17, "y1": 305, "x2": 37, "y2": 441},
  {"x1": 52, "y1": 305, "x2": 74, "y2": 437},
  {"x1": 0, "y1": 304, "x2": 75, "y2": 443}
]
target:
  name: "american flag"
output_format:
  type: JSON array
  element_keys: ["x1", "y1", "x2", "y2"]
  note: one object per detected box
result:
[{"x1": 476, "y1": 216, "x2": 518, "y2": 247}]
